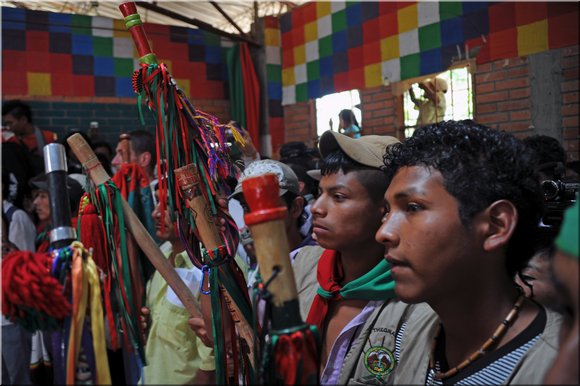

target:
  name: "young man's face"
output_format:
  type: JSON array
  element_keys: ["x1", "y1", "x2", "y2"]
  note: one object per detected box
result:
[
  {"x1": 33, "y1": 190, "x2": 51, "y2": 222},
  {"x1": 152, "y1": 194, "x2": 176, "y2": 242},
  {"x1": 375, "y1": 166, "x2": 476, "y2": 304},
  {"x1": 111, "y1": 141, "x2": 138, "y2": 170},
  {"x1": 2, "y1": 113, "x2": 27, "y2": 136},
  {"x1": 311, "y1": 169, "x2": 385, "y2": 252}
]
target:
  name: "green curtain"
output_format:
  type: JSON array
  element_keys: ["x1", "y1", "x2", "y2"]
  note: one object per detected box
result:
[{"x1": 226, "y1": 44, "x2": 246, "y2": 128}]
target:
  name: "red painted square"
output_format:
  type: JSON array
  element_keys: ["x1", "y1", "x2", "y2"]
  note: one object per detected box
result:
[
  {"x1": 155, "y1": 42, "x2": 187, "y2": 62},
  {"x1": 348, "y1": 46, "x2": 365, "y2": 69},
  {"x1": 469, "y1": 37, "x2": 491, "y2": 64},
  {"x1": 548, "y1": 11, "x2": 579, "y2": 49},
  {"x1": 378, "y1": 13, "x2": 398, "y2": 38},
  {"x1": 264, "y1": 16, "x2": 279, "y2": 29},
  {"x1": 488, "y1": 28, "x2": 517, "y2": 61},
  {"x1": 515, "y1": 2, "x2": 547, "y2": 25},
  {"x1": 49, "y1": 53, "x2": 72, "y2": 74},
  {"x1": 281, "y1": 31, "x2": 294, "y2": 49},
  {"x1": 292, "y1": 6, "x2": 305, "y2": 28},
  {"x1": 291, "y1": 27, "x2": 305, "y2": 47},
  {"x1": 51, "y1": 73, "x2": 75, "y2": 96},
  {"x1": 26, "y1": 31, "x2": 49, "y2": 52},
  {"x1": 25, "y1": 51, "x2": 50, "y2": 72},
  {"x1": 379, "y1": 2, "x2": 398, "y2": 15},
  {"x1": 72, "y1": 75, "x2": 95, "y2": 96},
  {"x1": 2, "y1": 51, "x2": 26, "y2": 72},
  {"x1": 333, "y1": 72, "x2": 350, "y2": 93},
  {"x1": 269, "y1": 117, "x2": 284, "y2": 150},
  {"x1": 349, "y1": 67, "x2": 365, "y2": 90},
  {"x1": 171, "y1": 60, "x2": 191, "y2": 77},
  {"x1": 363, "y1": 18, "x2": 380, "y2": 42},
  {"x1": 282, "y1": 48, "x2": 294, "y2": 68},
  {"x1": 302, "y1": 2, "x2": 317, "y2": 24},
  {"x1": 190, "y1": 80, "x2": 224, "y2": 99},
  {"x1": 488, "y1": 2, "x2": 516, "y2": 32},
  {"x1": 547, "y1": 2, "x2": 578, "y2": 18},
  {"x1": 362, "y1": 40, "x2": 381, "y2": 66},
  {"x1": 396, "y1": 2, "x2": 416, "y2": 10},
  {"x1": 143, "y1": 23, "x2": 169, "y2": 35},
  {"x1": 1, "y1": 71, "x2": 27, "y2": 95}
]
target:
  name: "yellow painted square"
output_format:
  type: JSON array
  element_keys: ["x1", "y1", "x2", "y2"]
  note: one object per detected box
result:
[
  {"x1": 265, "y1": 28, "x2": 280, "y2": 46},
  {"x1": 397, "y1": 4, "x2": 418, "y2": 33},
  {"x1": 380, "y1": 35, "x2": 399, "y2": 61},
  {"x1": 282, "y1": 67, "x2": 295, "y2": 86},
  {"x1": 316, "y1": 2, "x2": 331, "y2": 17},
  {"x1": 113, "y1": 19, "x2": 131, "y2": 38},
  {"x1": 293, "y1": 45, "x2": 306, "y2": 65},
  {"x1": 27, "y1": 73, "x2": 51, "y2": 96},
  {"x1": 305, "y1": 21, "x2": 318, "y2": 42},
  {"x1": 174, "y1": 78, "x2": 190, "y2": 97},
  {"x1": 365, "y1": 63, "x2": 382, "y2": 88},
  {"x1": 517, "y1": 19, "x2": 548, "y2": 56}
]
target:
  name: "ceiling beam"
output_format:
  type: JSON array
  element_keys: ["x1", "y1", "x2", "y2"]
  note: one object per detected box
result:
[
  {"x1": 135, "y1": 1, "x2": 261, "y2": 48},
  {"x1": 208, "y1": 1, "x2": 247, "y2": 38}
]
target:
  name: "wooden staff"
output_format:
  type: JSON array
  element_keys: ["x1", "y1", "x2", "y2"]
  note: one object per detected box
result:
[
  {"x1": 174, "y1": 163, "x2": 255, "y2": 367},
  {"x1": 66, "y1": 133, "x2": 202, "y2": 319}
]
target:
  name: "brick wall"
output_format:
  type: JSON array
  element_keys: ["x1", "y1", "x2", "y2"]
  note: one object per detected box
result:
[
  {"x1": 283, "y1": 45, "x2": 579, "y2": 161},
  {"x1": 9, "y1": 96, "x2": 230, "y2": 148}
]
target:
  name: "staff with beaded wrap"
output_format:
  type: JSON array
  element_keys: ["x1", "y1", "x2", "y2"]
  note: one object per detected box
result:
[
  {"x1": 175, "y1": 164, "x2": 256, "y2": 371},
  {"x1": 242, "y1": 173, "x2": 321, "y2": 385},
  {"x1": 66, "y1": 133, "x2": 203, "y2": 320}
]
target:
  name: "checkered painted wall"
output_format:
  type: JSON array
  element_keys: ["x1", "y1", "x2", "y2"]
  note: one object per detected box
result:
[
  {"x1": 2, "y1": 7, "x2": 231, "y2": 99},
  {"x1": 263, "y1": 16, "x2": 285, "y2": 154},
  {"x1": 280, "y1": 1, "x2": 578, "y2": 105}
]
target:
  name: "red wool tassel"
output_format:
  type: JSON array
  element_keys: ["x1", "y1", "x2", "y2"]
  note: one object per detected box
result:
[{"x1": 78, "y1": 200, "x2": 108, "y2": 272}]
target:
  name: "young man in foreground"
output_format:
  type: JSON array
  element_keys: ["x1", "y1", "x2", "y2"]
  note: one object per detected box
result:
[{"x1": 377, "y1": 120, "x2": 561, "y2": 384}]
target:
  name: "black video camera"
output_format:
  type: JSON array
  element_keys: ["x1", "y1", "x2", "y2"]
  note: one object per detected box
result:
[{"x1": 539, "y1": 162, "x2": 579, "y2": 231}]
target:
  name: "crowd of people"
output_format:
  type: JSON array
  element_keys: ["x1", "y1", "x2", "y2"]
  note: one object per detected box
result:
[{"x1": 1, "y1": 99, "x2": 578, "y2": 385}]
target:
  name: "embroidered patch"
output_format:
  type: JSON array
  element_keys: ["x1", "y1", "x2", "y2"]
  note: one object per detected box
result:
[{"x1": 363, "y1": 345, "x2": 396, "y2": 377}]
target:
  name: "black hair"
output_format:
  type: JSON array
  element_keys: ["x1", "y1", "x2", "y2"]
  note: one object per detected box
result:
[
  {"x1": 321, "y1": 149, "x2": 389, "y2": 204},
  {"x1": 2, "y1": 100, "x2": 32, "y2": 122},
  {"x1": 339, "y1": 109, "x2": 359, "y2": 128},
  {"x1": 281, "y1": 191, "x2": 307, "y2": 229},
  {"x1": 128, "y1": 129, "x2": 156, "y2": 158},
  {"x1": 286, "y1": 162, "x2": 319, "y2": 199},
  {"x1": 522, "y1": 135, "x2": 567, "y2": 179},
  {"x1": 383, "y1": 120, "x2": 544, "y2": 278}
]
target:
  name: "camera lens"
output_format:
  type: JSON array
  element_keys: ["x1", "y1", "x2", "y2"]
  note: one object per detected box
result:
[{"x1": 541, "y1": 180, "x2": 559, "y2": 201}]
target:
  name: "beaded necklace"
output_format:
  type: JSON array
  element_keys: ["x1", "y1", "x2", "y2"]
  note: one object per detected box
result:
[{"x1": 429, "y1": 291, "x2": 526, "y2": 380}]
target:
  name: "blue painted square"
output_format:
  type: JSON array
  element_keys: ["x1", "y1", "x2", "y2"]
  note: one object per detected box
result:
[
  {"x1": 26, "y1": 10, "x2": 49, "y2": 31},
  {"x1": 332, "y1": 30, "x2": 347, "y2": 53},
  {"x1": 116, "y1": 77, "x2": 135, "y2": 97},
  {"x1": 462, "y1": 2, "x2": 488, "y2": 14},
  {"x1": 205, "y1": 46, "x2": 223, "y2": 64},
  {"x1": 319, "y1": 56, "x2": 334, "y2": 77},
  {"x1": 345, "y1": 3, "x2": 362, "y2": 27},
  {"x1": 307, "y1": 79, "x2": 321, "y2": 99},
  {"x1": 420, "y1": 48, "x2": 443, "y2": 76},
  {"x1": 94, "y1": 56, "x2": 115, "y2": 76},
  {"x1": 2, "y1": 30, "x2": 26, "y2": 50},
  {"x1": 188, "y1": 29, "x2": 203, "y2": 44},
  {"x1": 361, "y1": 2, "x2": 379, "y2": 22},
  {"x1": 94, "y1": 76, "x2": 116, "y2": 97},
  {"x1": 72, "y1": 55, "x2": 93, "y2": 75},
  {"x1": 347, "y1": 25, "x2": 363, "y2": 49},
  {"x1": 48, "y1": 13, "x2": 71, "y2": 32},
  {"x1": 268, "y1": 82, "x2": 282, "y2": 99},
  {"x1": 320, "y1": 76, "x2": 334, "y2": 96},
  {"x1": 440, "y1": 45, "x2": 457, "y2": 68},
  {"x1": 2, "y1": 7, "x2": 26, "y2": 30},
  {"x1": 462, "y1": 9, "x2": 489, "y2": 40},
  {"x1": 332, "y1": 51, "x2": 349, "y2": 73},
  {"x1": 441, "y1": 17, "x2": 464, "y2": 46},
  {"x1": 280, "y1": 13, "x2": 292, "y2": 34},
  {"x1": 72, "y1": 35, "x2": 93, "y2": 55},
  {"x1": 49, "y1": 32, "x2": 71, "y2": 54}
]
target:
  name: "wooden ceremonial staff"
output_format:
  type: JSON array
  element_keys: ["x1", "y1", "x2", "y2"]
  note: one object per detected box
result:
[
  {"x1": 67, "y1": 133, "x2": 203, "y2": 319},
  {"x1": 174, "y1": 163, "x2": 255, "y2": 368}
]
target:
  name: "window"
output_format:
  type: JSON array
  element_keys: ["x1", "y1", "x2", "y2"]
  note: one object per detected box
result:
[
  {"x1": 316, "y1": 89, "x2": 361, "y2": 138},
  {"x1": 403, "y1": 65, "x2": 473, "y2": 138}
]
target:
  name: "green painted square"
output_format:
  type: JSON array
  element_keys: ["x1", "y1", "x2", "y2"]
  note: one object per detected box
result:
[
  {"x1": 439, "y1": 2, "x2": 462, "y2": 20},
  {"x1": 93, "y1": 37, "x2": 113, "y2": 57},
  {"x1": 401, "y1": 54, "x2": 420, "y2": 79},
  {"x1": 419, "y1": 23, "x2": 441, "y2": 51},
  {"x1": 332, "y1": 10, "x2": 347, "y2": 32},
  {"x1": 296, "y1": 83, "x2": 308, "y2": 102},
  {"x1": 72, "y1": 15, "x2": 92, "y2": 35},
  {"x1": 115, "y1": 58, "x2": 134, "y2": 77},
  {"x1": 266, "y1": 64, "x2": 281, "y2": 82},
  {"x1": 319, "y1": 36, "x2": 333, "y2": 57},
  {"x1": 307, "y1": 60, "x2": 320, "y2": 80}
]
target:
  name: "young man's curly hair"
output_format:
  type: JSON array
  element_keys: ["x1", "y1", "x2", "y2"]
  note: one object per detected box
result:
[{"x1": 382, "y1": 120, "x2": 544, "y2": 279}]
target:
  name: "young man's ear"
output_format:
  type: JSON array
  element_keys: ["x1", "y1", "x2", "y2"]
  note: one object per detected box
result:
[
  {"x1": 480, "y1": 199, "x2": 518, "y2": 252},
  {"x1": 290, "y1": 196, "x2": 305, "y2": 220}
]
